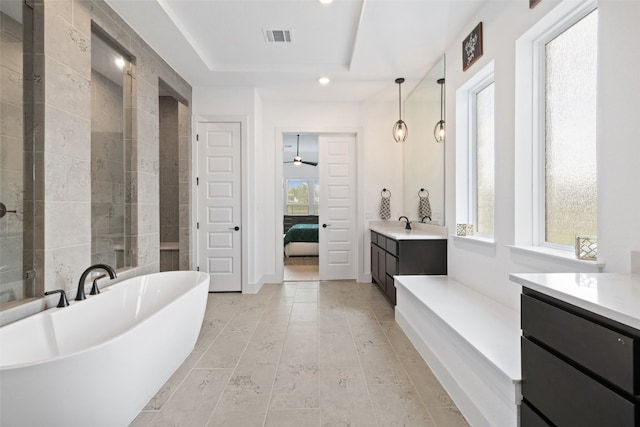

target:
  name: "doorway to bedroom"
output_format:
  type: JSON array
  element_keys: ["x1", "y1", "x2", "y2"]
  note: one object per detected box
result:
[{"x1": 283, "y1": 134, "x2": 320, "y2": 281}]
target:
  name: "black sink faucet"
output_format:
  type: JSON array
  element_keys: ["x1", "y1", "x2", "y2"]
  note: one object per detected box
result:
[
  {"x1": 75, "y1": 264, "x2": 117, "y2": 301},
  {"x1": 398, "y1": 216, "x2": 412, "y2": 230}
]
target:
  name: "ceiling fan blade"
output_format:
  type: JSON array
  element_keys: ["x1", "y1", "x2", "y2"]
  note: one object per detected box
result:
[{"x1": 283, "y1": 135, "x2": 317, "y2": 166}]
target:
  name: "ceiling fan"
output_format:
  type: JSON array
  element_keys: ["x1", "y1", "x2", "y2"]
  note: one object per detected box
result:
[{"x1": 284, "y1": 134, "x2": 318, "y2": 166}]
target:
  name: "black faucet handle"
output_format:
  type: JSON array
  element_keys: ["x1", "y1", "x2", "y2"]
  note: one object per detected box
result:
[
  {"x1": 44, "y1": 289, "x2": 70, "y2": 308},
  {"x1": 90, "y1": 274, "x2": 106, "y2": 295}
]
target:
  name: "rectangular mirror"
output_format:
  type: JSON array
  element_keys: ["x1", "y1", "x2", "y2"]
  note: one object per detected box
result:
[
  {"x1": 90, "y1": 31, "x2": 133, "y2": 269},
  {"x1": 403, "y1": 56, "x2": 445, "y2": 225}
]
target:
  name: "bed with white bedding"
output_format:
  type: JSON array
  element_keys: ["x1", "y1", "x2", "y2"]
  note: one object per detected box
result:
[{"x1": 283, "y1": 222, "x2": 319, "y2": 257}]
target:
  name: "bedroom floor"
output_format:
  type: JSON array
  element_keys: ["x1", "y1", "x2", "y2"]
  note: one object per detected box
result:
[
  {"x1": 130, "y1": 280, "x2": 469, "y2": 427},
  {"x1": 283, "y1": 256, "x2": 319, "y2": 282}
]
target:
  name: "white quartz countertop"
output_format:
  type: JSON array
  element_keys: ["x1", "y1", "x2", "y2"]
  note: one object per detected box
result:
[
  {"x1": 370, "y1": 226, "x2": 447, "y2": 241},
  {"x1": 510, "y1": 273, "x2": 640, "y2": 330}
]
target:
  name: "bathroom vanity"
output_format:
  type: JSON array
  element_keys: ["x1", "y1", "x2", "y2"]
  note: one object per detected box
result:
[
  {"x1": 370, "y1": 226, "x2": 447, "y2": 304},
  {"x1": 510, "y1": 273, "x2": 640, "y2": 426}
]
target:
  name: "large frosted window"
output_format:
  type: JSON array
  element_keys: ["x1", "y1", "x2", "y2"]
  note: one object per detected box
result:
[
  {"x1": 544, "y1": 10, "x2": 598, "y2": 246},
  {"x1": 475, "y1": 83, "x2": 495, "y2": 235}
]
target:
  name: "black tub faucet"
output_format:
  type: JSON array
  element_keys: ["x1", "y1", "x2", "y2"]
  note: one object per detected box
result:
[
  {"x1": 75, "y1": 264, "x2": 117, "y2": 301},
  {"x1": 44, "y1": 289, "x2": 70, "y2": 308},
  {"x1": 398, "y1": 216, "x2": 412, "y2": 230}
]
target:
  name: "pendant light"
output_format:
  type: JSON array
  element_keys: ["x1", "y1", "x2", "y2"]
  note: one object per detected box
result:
[
  {"x1": 434, "y1": 78, "x2": 445, "y2": 143},
  {"x1": 393, "y1": 78, "x2": 408, "y2": 143}
]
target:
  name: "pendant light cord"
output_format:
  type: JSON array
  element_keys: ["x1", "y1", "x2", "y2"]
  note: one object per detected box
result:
[
  {"x1": 398, "y1": 81, "x2": 402, "y2": 120},
  {"x1": 439, "y1": 82, "x2": 443, "y2": 121}
]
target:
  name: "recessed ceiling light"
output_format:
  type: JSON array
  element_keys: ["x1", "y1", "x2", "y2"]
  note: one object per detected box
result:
[
  {"x1": 318, "y1": 76, "x2": 330, "y2": 85},
  {"x1": 318, "y1": 0, "x2": 334, "y2": 4},
  {"x1": 115, "y1": 57, "x2": 125, "y2": 69}
]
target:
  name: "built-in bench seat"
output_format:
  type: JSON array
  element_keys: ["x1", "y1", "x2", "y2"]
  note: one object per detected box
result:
[{"x1": 394, "y1": 275, "x2": 521, "y2": 427}]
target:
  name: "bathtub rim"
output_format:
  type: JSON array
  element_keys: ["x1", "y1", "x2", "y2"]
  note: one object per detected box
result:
[{"x1": 0, "y1": 270, "x2": 209, "y2": 371}]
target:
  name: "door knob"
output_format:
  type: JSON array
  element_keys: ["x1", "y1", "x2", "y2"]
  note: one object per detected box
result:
[
  {"x1": 229, "y1": 226, "x2": 240, "y2": 231},
  {"x1": 322, "y1": 223, "x2": 331, "y2": 228}
]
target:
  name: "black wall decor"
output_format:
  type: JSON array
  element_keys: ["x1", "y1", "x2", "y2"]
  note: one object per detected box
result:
[{"x1": 462, "y1": 22, "x2": 483, "y2": 71}]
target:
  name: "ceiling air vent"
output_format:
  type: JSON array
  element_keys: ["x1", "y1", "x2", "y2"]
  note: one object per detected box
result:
[{"x1": 264, "y1": 29, "x2": 292, "y2": 43}]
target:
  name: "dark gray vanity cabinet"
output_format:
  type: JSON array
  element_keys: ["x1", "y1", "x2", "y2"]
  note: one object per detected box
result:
[
  {"x1": 370, "y1": 230, "x2": 447, "y2": 305},
  {"x1": 521, "y1": 288, "x2": 640, "y2": 426}
]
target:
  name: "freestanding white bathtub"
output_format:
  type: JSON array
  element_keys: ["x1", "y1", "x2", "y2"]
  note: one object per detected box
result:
[{"x1": 0, "y1": 270, "x2": 209, "y2": 427}]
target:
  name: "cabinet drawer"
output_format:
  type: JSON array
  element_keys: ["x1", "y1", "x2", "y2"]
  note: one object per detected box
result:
[
  {"x1": 385, "y1": 252, "x2": 398, "y2": 276},
  {"x1": 522, "y1": 337, "x2": 637, "y2": 426},
  {"x1": 522, "y1": 294, "x2": 637, "y2": 394},
  {"x1": 520, "y1": 401, "x2": 549, "y2": 427},
  {"x1": 385, "y1": 237, "x2": 398, "y2": 255},
  {"x1": 371, "y1": 231, "x2": 380, "y2": 246}
]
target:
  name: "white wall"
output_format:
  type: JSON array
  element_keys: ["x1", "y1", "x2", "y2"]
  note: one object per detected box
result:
[
  {"x1": 193, "y1": 90, "x2": 403, "y2": 287},
  {"x1": 260, "y1": 99, "x2": 403, "y2": 283},
  {"x1": 596, "y1": 0, "x2": 640, "y2": 273},
  {"x1": 444, "y1": 0, "x2": 640, "y2": 309}
]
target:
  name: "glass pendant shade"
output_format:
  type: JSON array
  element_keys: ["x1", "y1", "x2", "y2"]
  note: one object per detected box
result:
[
  {"x1": 393, "y1": 77, "x2": 407, "y2": 143},
  {"x1": 434, "y1": 120, "x2": 445, "y2": 143},
  {"x1": 393, "y1": 119, "x2": 408, "y2": 142},
  {"x1": 434, "y1": 78, "x2": 445, "y2": 143}
]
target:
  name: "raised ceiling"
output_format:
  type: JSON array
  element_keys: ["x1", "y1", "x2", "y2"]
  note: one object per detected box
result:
[{"x1": 105, "y1": 0, "x2": 485, "y2": 102}]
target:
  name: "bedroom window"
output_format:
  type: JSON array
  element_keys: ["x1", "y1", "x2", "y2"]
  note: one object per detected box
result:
[{"x1": 286, "y1": 179, "x2": 319, "y2": 215}]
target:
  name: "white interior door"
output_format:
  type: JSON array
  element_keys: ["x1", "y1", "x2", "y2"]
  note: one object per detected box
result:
[
  {"x1": 318, "y1": 134, "x2": 357, "y2": 280},
  {"x1": 197, "y1": 122, "x2": 242, "y2": 291}
]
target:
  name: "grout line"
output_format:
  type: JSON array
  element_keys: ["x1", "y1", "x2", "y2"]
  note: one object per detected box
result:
[
  {"x1": 372, "y1": 292, "x2": 444, "y2": 427},
  {"x1": 262, "y1": 281, "x2": 297, "y2": 427},
  {"x1": 204, "y1": 290, "x2": 275, "y2": 427},
  {"x1": 345, "y1": 282, "x2": 381, "y2": 427},
  {"x1": 143, "y1": 294, "x2": 234, "y2": 426}
]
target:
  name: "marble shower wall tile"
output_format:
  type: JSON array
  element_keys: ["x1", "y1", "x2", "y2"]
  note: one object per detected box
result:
[{"x1": 31, "y1": 0, "x2": 192, "y2": 300}]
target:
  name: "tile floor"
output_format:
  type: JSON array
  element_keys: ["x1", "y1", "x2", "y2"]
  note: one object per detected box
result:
[
  {"x1": 283, "y1": 264, "x2": 319, "y2": 282},
  {"x1": 130, "y1": 280, "x2": 469, "y2": 427}
]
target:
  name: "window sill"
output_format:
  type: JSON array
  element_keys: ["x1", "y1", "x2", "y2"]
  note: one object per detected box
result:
[
  {"x1": 508, "y1": 245, "x2": 605, "y2": 272},
  {"x1": 450, "y1": 234, "x2": 496, "y2": 248}
]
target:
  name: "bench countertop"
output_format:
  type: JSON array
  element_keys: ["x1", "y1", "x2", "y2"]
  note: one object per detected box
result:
[{"x1": 395, "y1": 275, "x2": 521, "y2": 381}]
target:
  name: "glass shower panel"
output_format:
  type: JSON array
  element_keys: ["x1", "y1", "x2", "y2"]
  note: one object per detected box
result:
[
  {"x1": 0, "y1": 1, "x2": 36, "y2": 308},
  {"x1": 90, "y1": 32, "x2": 132, "y2": 269}
]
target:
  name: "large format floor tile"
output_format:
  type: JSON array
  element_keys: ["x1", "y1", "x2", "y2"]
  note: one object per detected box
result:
[{"x1": 130, "y1": 281, "x2": 468, "y2": 427}]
